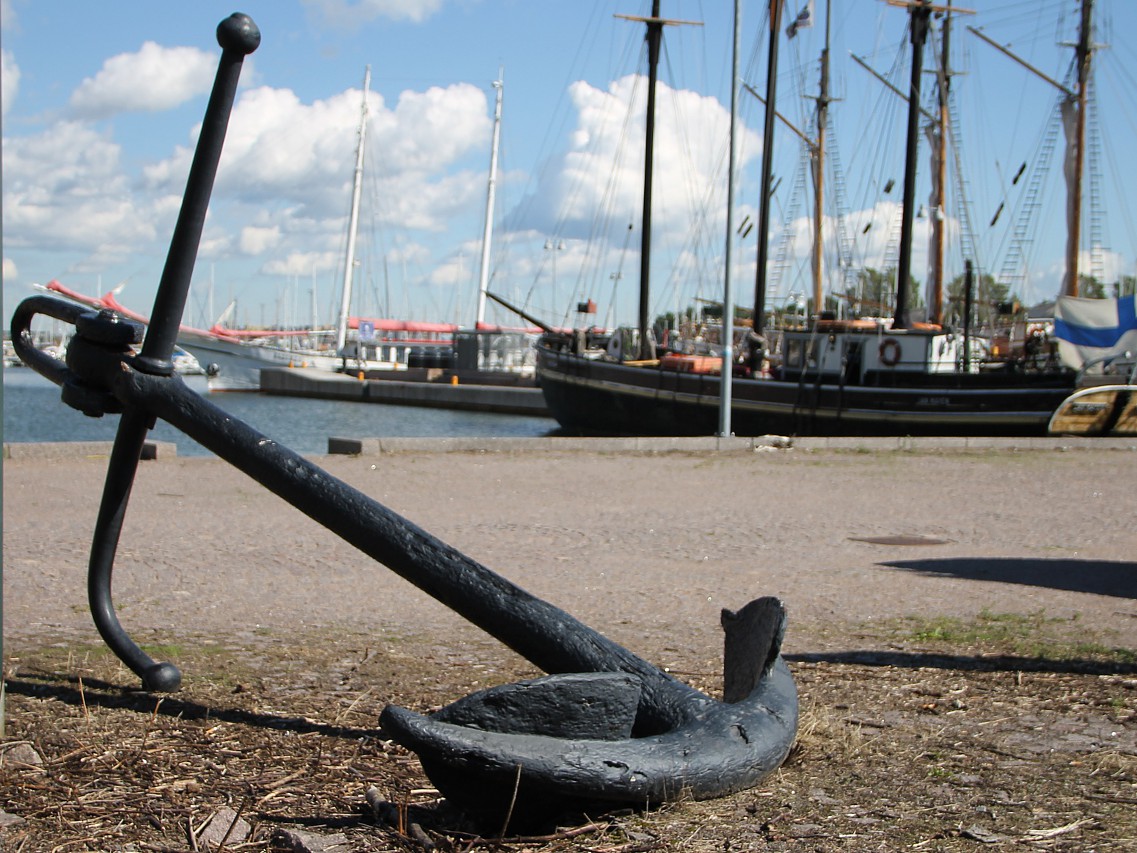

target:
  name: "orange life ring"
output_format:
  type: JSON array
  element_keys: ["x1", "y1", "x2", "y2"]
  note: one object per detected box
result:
[{"x1": 879, "y1": 337, "x2": 901, "y2": 367}]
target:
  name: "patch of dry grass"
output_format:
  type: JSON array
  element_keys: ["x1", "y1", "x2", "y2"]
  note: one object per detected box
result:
[{"x1": 3, "y1": 622, "x2": 1135, "y2": 852}]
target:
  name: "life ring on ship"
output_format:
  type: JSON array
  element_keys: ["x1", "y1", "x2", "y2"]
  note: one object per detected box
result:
[{"x1": 878, "y1": 338, "x2": 901, "y2": 367}]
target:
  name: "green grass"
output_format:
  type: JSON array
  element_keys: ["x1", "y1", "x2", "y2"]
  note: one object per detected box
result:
[{"x1": 898, "y1": 609, "x2": 1136, "y2": 664}]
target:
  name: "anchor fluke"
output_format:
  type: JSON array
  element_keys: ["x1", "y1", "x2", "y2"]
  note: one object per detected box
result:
[
  {"x1": 380, "y1": 597, "x2": 797, "y2": 822},
  {"x1": 722, "y1": 596, "x2": 787, "y2": 703}
]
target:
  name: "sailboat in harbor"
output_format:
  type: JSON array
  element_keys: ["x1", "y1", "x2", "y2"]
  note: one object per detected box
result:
[
  {"x1": 47, "y1": 68, "x2": 530, "y2": 394},
  {"x1": 534, "y1": 0, "x2": 1080, "y2": 437}
]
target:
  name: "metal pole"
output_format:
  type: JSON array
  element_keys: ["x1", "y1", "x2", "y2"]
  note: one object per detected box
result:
[{"x1": 719, "y1": 0, "x2": 741, "y2": 437}]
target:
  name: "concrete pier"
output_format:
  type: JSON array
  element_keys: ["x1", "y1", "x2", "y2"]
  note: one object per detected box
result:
[{"x1": 259, "y1": 367, "x2": 550, "y2": 416}]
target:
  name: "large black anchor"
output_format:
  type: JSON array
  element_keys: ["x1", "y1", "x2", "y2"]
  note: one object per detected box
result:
[{"x1": 11, "y1": 14, "x2": 797, "y2": 819}]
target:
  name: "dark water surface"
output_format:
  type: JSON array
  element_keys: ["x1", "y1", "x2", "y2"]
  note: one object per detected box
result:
[{"x1": 3, "y1": 367, "x2": 555, "y2": 457}]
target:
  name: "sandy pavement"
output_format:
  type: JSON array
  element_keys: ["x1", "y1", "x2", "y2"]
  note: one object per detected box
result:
[{"x1": 4, "y1": 445, "x2": 1136, "y2": 664}]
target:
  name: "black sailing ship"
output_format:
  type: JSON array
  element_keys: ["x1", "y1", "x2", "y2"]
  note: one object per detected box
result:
[{"x1": 534, "y1": 1, "x2": 1079, "y2": 437}]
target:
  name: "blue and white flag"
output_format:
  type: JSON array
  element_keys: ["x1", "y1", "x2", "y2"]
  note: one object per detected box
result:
[
  {"x1": 1053, "y1": 294, "x2": 1137, "y2": 369},
  {"x1": 786, "y1": 1, "x2": 813, "y2": 39}
]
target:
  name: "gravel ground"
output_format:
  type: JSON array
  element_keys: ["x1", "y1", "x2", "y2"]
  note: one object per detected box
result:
[
  {"x1": 3, "y1": 443, "x2": 1136, "y2": 851},
  {"x1": 4, "y1": 444, "x2": 1136, "y2": 658}
]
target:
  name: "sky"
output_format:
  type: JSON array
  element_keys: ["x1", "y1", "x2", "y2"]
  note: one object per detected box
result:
[{"x1": 4, "y1": 0, "x2": 1137, "y2": 333}]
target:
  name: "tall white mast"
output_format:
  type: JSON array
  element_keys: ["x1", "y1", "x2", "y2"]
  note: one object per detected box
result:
[
  {"x1": 475, "y1": 70, "x2": 504, "y2": 327},
  {"x1": 336, "y1": 66, "x2": 370, "y2": 354}
]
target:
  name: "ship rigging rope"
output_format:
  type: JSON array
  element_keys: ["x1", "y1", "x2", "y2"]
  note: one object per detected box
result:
[
  {"x1": 845, "y1": 46, "x2": 905, "y2": 279},
  {"x1": 532, "y1": 15, "x2": 644, "y2": 326},
  {"x1": 1097, "y1": 50, "x2": 1137, "y2": 274}
]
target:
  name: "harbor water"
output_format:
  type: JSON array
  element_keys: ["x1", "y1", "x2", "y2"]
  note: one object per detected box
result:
[{"x1": 2, "y1": 367, "x2": 556, "y2": 457}]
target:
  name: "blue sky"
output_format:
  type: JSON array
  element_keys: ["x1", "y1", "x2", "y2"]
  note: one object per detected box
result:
[{"x1": 4, "y1": 0, "x2": 1136, "y2": 332}]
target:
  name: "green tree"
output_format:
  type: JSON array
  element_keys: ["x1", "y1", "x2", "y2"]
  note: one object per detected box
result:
[
  {"x1": 841, "y1": 267, "x2": 923, "y2": 317},
  {"x1": 943, "y1": 271, "x2": 1012, "y2": 327},
  {"x1": 1078, "y1": 275, "x2": 1107, "y2": 299}
]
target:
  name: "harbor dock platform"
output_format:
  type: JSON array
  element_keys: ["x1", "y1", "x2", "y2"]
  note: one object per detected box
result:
[{"x1": 259, "y1": 366, "x2": 550, "y2": 416}]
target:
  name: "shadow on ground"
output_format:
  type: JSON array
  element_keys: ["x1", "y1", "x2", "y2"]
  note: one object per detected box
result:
[
  {"x1": 879, "y1": 557, "x2": 1137, "y2": 599},
  {"x1": 4, "y1": 671, "x2": 375, "y2": 740},
  {"x1": 786, "y1": 649, "x2": 1137, "y2": 675}
]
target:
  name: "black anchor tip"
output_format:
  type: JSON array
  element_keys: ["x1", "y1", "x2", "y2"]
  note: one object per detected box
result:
[
  {"x1": 142, "y1": 662, "x2": 182, "y2": 693},
  {"x1": 217, "y1": 13, "x2": 260, "y2": 55}
]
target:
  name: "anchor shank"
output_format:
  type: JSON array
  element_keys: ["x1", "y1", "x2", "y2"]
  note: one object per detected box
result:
[{"x1": 125, "y1": 371, "x2": 700, "y2": 725}]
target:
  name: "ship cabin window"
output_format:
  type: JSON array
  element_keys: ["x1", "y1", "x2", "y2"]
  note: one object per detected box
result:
[
  {"x1": 786, "y1": 338, "x2": 803, "y2": 369},
  {"x1": 844, "y1": 340, "x2": 864, "y2": 381},
  {"x1": 784, "y1": 337, "x2": 818, "y2": 371}
]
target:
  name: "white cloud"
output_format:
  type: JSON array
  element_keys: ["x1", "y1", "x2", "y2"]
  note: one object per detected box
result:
[
  {"x1": 263, "y1": 250, "x2": 340, "y2": 277},
  {"x1": 239, "y1": 225, "x2": 282, "y2": 255},
  {"x1": 372, "y1": 168, "x2": 485, "y2": 231},
  {"x1": 69, "y1": 41, "x2": 216, "y2": 120},
  {"x1": 381, "y1": 240, "x2": 431, "y2": 267},
  {"x1": 2, "y1": 121, "x2": 157, "y2": 256},
  {"x1": 531, "y1": 75, "x2": 757, "y2": 249},
  {"x1": 147, "y1": 80, "x2": 490, "y2": 230},
  {"x1": 1087, "y1": 248, "x2": 1130, "y2": 287},
  {"x1": 1, "y1": 49, "x2": 18, "y2": 116},
  {"x1": 301, "y1": 0, "x2": 445, "y2": 27},
  {"x1": 197, "y1": 233, "x2": 235, "y2": 261},
  {"x1": 375, "y1": 84, "x2": 489, "y2": 172},
  {"x1": 3, "y1": 256, "x2": 18, "y2": 281}
]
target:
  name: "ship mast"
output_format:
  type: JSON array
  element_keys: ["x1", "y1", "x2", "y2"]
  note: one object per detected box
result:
[
  {"x1": 1067, "y1": 0, "x2": 1094, "y2": 297},
  {"x1": 967, "y1": 0, "x2": 1093, "y2": 298},
  {"x1": 639, "y1": 3, "x2": 662, "y2": 360},
  {"x1": 475, "y1": 70, "x2": 504, "y2": 328},
  {"x1": 751, "y1": 0, "x2": 785, "y2": 339},
  {"x1": 616, "y1": 3, "x2": 699, "y2": 360},
  {"x1": 811, "y1": 0, "x2": 833, "y2": 316},
  {"x1": 335, "y1": 67, "x2": 370, "y2": 355},
  {"x1": 891, "y1": 0, "x2": 933, "y2": 330},
  {"x1": 928, "y1": 2, "x2": 951, "y2": 326},
  {"x1": 719, "y1": 0, "x2": 742, "y2": 437}
]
